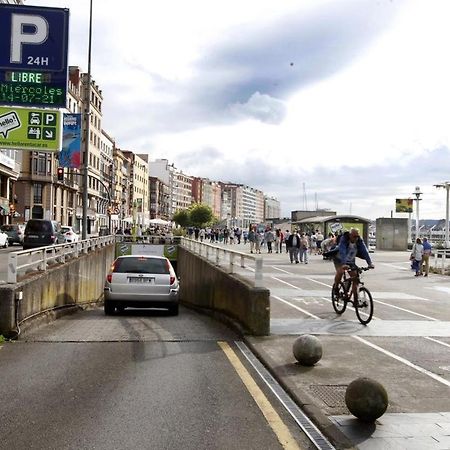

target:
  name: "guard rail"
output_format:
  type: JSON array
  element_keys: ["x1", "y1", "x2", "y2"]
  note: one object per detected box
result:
[
  {"x1": 433, "y1": 249, "x2": 450, "y2": 274},
  {"x1": 7, "y1": 235, "x2": 115, "y2": 283},
  {"x1": 179, "y1": 237, "x2": 263, "y2": 287}
]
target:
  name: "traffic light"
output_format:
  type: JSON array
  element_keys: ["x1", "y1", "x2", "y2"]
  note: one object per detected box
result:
[{"x1": 57, "y1": 167, "x2": 64, "y2": 181}]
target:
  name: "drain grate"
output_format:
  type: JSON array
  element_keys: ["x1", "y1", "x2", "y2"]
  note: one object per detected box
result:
[{"x1": 309, "y1": 384, "x2": 348, "y2": 409}]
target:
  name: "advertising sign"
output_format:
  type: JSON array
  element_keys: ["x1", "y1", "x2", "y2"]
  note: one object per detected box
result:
[
  {"x1": 0, "y1": 106, "x2": 60, "y2": 150},
  {"x1": 59, "y1": 113, "x2": 81, "y2": 168},
  {"x1": 395, "y1": 198, "x2": 413, "y2": 213},
  {"x1": 0, "y1": 5, "x2": 69, "y2": 108}
]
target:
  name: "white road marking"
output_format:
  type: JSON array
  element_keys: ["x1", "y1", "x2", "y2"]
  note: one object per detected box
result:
[
  {"x1": 424, "y1": 336, "x2": 450, "y2": 349},
  {"x1": 352, "y1": 335, "x2": 450, "y2": 388},
  {"x1": 272, "y1": 296, "x2": 320, "y2": 319},
  {"x1": 270, "y1": 271, "x2": 439, "y2": 321}
]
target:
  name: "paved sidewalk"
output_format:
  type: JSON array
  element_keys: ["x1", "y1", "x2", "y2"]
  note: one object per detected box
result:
[{"x1": 240, "y1": 248, "x2": 450, "y2": 449}]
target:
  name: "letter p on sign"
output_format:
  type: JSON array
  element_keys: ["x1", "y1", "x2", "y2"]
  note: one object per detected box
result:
[{"x1": 10, "y1": 14, "x2": 48, "y2": 64}]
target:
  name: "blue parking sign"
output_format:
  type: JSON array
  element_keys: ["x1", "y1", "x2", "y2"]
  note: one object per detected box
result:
[{"x1": 0, "y1": 5, "x2": 69, "y2": 108}]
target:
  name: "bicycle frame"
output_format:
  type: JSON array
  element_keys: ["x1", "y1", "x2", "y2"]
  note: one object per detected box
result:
[{"x1": 332, "y1": 265, "x2": 374, "y2": 325}]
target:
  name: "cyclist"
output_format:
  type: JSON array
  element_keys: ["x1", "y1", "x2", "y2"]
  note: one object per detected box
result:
[{"x1": 333, "y1": 228, "x2": 374, "y2": 301}]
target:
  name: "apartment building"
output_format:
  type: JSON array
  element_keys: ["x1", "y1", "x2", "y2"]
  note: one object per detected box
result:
[
  {"x1": 149, "y1": 176, "x2": 170, "y2": 220},
  {"x1": 192, "y1": 177, "x2": 222, "y2": 220},
  {"x1": 264, "y1": 196, "x2": 281, "y2": 220},
  {"x1": 0, "y1": 149, "x2": 21, "y2": 226},
  {"x1": 112, "y1": 148, "x2": 131, "y2": 230},
  {"x1": 221, "y1": 183, "x2": 265, "y2": 228},
  {"x1": 122, "y1": 151, "x2": 149, "y2": 226}
]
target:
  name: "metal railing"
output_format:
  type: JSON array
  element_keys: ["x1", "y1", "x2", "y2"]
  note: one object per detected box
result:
[
  {"x1": 179, "y1": 237, "x2": 264, "y2": 287},
  {"x1": 433, "y1": 249, "x2": 450, "y2": 274},
  {"x1": 7, "y1": 235, "x2": 115, "y2": 284},
  {"x1": 115, "y1": 235, "x2": 181, "y2": 245}
]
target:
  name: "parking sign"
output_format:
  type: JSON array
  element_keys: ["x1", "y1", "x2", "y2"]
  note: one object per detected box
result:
[{"x1": 0, "y1": 4, "x2": 69, "y2": 108}]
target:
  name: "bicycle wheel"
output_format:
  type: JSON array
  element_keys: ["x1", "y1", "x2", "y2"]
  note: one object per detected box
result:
[
  {"x1": 355, "y1": 286, "x2": 374, "y2": 325},
  {"x1": 331, "y1": 282, "x2": 347, "y2": 314}
]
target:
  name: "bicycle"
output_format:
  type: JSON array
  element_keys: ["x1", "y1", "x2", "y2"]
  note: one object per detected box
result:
[{"x1": 331, "y1": 265, "x2": 374, "y2": 325}]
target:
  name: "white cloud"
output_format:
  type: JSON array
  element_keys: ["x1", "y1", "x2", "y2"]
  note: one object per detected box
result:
[
  {"x1": 228, "y1": 92, "x2": 286, "y2": 124},
  {"x1": 26, "y1": 0, "x2": 450, "y2": 219}
]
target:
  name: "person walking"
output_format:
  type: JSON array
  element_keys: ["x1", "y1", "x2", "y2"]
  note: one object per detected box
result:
[
  {"x1": 287, "y1": 230, "x2": 301, "y2": 263},
  {"x1": 411, "y1": 237, "x2": 424, "y2": 276},
  {"x1": 265, "y1": 228, "x2": 275, "y2": 253},
  {"x1": 422, "y1": 237, "x2": 432, "y2": 277},
  {"x1": 284, "y1": 229, "x2": 291, "y2": 253},
  {"x1": 300, "y1": 232, "x2": 309, "y2": 264},
  {"x1": 275, "y1": 229, "x2": 281, "y2": 253},
  {"x1": 248, "y1": 227, "x2": 256, "y2": 253},
  {"x1": 255, "y1": 229, "x2": 262, "y2": 254}
]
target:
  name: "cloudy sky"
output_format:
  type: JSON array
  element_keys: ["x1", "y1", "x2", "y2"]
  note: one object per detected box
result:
[{"x1": 27, "y1": 0, "x2": 450, "y2": 219}]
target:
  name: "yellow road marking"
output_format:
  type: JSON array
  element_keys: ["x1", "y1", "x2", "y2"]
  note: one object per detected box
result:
[{"x1": 218, "y1": 341, "x2": 302, "y2": 450}]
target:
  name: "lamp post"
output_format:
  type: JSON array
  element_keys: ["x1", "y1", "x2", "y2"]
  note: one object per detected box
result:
[
  {"x1": 434, "y1": 182, "x2": 450, "y2": 249},
  {"x1": 412, "y1": 186, "x2": 422, "y2": 241},
  {"x1": 82, "y1": 0, "x2": 93, "y2": 240}
]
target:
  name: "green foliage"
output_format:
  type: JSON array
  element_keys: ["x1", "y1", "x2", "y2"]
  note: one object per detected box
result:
[
  {"x1": 172, "y1": 209, "x2": 190, "y2": 228},
  {"x1": 189, "y1": 203, "x2": 214, "y2": 227},
  {"x1": 0, "y1": 335, "x2": 5, "y2": 343},
  {"x1": 172, "y1": 227, "x2": 186, "y2": 237}
]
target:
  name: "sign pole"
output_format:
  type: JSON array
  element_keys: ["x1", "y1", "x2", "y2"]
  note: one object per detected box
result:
[{"x1": 82, "y1": 0, "x2": 93, "y2": 240}]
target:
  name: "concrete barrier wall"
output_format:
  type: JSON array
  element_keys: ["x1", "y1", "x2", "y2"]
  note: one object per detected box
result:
[
  {"x1": 0, "y1": 244, "x2": 115, "y2": 338},
  {"x1": 178, "y1": 247, "x2": 270, "y2": 336}
]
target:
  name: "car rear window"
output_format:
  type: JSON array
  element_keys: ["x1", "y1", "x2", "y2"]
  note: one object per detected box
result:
[
  {"x1": 114, "y1": 257, "x2": 169, "y2": 274},
  {"x1": 26, "y1": 221, "x2": 53, "y2": 233},
  {"x1": 1, "y1": 225, "x2": 14, "y2": 232}
]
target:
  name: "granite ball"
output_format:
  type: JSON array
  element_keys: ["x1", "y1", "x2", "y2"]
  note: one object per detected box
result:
[
  {"x1": 292, "y1": 334, "x2": 322, "y2": 366},
  {"x1": 345, "y1": 377, "x2": 388, "y2": 422}
]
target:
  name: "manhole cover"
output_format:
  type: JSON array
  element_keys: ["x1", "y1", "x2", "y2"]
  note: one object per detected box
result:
[{"x1": 310, "y1": 384, "x2": 348, "y2": 408}]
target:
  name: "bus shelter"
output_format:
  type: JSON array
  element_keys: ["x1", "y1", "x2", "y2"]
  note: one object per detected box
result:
[{"x1": 293, "y1": 214, "x2": 372, "y2": 245}]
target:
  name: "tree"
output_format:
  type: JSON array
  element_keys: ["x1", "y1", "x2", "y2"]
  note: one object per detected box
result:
[
  {"x1": 189, "y1": 203, "x2": 213, "y2": 228},
  {"x1": 172, "y1": 209, "x2": 190, "y2": 228}
]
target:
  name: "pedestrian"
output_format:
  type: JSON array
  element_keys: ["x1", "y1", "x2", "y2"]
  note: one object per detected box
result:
[
  {"x1": 275, "y1": 229, "x2": 281, "y2": 253},
  {"x1": 300, "y1": 232, "x2": 309, "y2": 264},
  {"x1": 316, "y1": 230, "x2": 324, "y2": 254},
  {"x1": 287, "y1": 230, "x2": 301, "y2": 263},
  {"x1": 248, "y1": 227, "x2": 256, "y2": 253},
  {"x1": 410, "y1": 237, "x2": 424, "y2": 276},
  {"x1": 265, "y1": 228, "x2": 275, "y2": 253},
  {"x1": 235, "y1": 228, "x2": 242, "y2": 244},
  {"x1": 284, "y1": 229, "x2": 291, "y2": 253},
  {"x1": 255, "y1": 228, "x2": 262, "y2": 254},
  {"x1": 199, "y1": 228, "x2": 205, "y2": 242},
  {"x1": 279, "y1": 229, "x2": 284, "y2": 253},
  {"x1": 422, "y1": 237, "x2": 432, "y2": 277},
  {"x1": 223, "y1": 227, "x2": 230, "y2": 244},
  {"x1": 309, "y1": 230, "x2": 317, "y2": 255},
  {"x1": 243, "y1": 229, "x2": 248, "y2": 245}
]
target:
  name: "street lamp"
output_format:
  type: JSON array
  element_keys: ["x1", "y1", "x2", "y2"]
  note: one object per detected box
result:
[
  {"x1": 82, "y1": 0, "x2": 93, "y2": 240},
  {"x1": 412, "y1": 186, "x2": 422, "y2": 240},
  {"x1": 434, "y1": 182, "x2": 450, "y2": 249}
]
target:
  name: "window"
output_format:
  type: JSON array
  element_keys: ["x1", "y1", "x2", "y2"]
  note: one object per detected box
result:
[{"x1": 33, "y1": 184, "x2": 43, "y2": 204}]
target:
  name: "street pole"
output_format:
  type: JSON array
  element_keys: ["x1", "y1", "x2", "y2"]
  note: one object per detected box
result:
[
  {"x1": 434, "y1": 182, "x2": 450, "y2": 250},
  {"x1": 82, "y1": 0, "x2": 93, "y2": 240},
  {"x1": 444, "y1": 183, "x2": 450, "y2": 249},
  {"x1": 413, "y1": 186, "x2": 422, "y2": 241}
]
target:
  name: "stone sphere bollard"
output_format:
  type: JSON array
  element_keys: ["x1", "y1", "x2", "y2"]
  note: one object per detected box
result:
[
  {"x1": 292, "y1": 334, "x2": 322, "y2": 366},
  {"x1": 345, "y1": 377, "x2": 388, "y2": 422}
]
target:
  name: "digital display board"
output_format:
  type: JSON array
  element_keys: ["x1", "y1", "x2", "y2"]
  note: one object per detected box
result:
[{"x1": 0, "y1": 5, "x2": 69, "y2": 108}]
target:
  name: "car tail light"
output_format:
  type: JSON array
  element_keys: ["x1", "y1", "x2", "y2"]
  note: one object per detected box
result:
[
  {"x1": 107, "y1": 273, "x2": 112, "y2": 283},
  {"x1": 170, "y1": 275, "x2": 175, "y2": 285}
]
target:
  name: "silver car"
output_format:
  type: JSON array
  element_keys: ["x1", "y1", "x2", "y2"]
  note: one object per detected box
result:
[{"x1": 104, "y1": 255, "x2": 179, "y2": 315}]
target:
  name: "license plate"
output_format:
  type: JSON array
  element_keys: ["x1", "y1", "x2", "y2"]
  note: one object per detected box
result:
[
  {"x1": 129, "y1": 277, "x2": 155, "y2": 283},
  {"x1": 28, "y1": 234, "x2": 39, "y2": 238}
]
